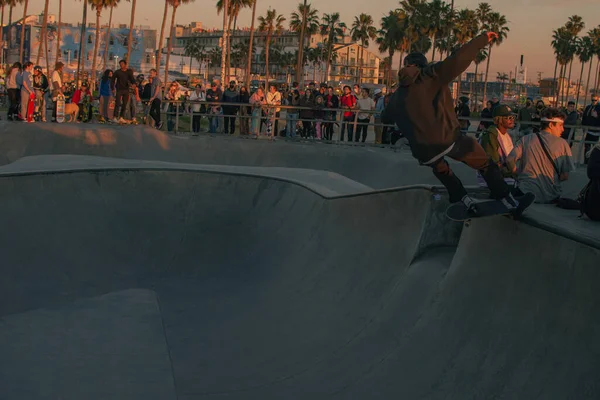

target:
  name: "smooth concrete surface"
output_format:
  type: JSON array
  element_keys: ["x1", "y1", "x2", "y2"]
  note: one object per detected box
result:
[
  {"x1": 0, "y1": 121, "x2": 589, "y2": 197},
  {"x1": 0, "y1": 289, "x2": 176, "y2": 400},
  {"x1": 1, "y1": 163, "x2": 599, "y2": 399}
]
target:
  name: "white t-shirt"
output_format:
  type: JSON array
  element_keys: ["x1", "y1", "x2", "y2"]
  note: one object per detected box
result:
[
  {"x1": 357, "y1": 97, "x2": 375, "y2": 120},
  {"x1": 189, "y1": 91, "x2": 206, "y2": 113},
  {"x1": 266, "y1": 91, "x2": 281, "y2": 113},
  {"x1": 497, "y1": 130, "x2": 514, "y2": 158}
]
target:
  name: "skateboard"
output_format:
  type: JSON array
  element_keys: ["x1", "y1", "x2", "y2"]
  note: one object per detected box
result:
[
  {"x1": 446, "y1": 192, "x2": 535, "y2": 222},
  {"x1": 56, "y1": 94, "x2": 66, "y2": 123},
  {"x1": 27, "y1": 92, "x2": 35, "y2": 122}
]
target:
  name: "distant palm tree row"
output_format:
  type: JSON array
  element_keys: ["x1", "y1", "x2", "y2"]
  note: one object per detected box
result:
[
  {"x1": 551, "y1": 16, "x2": 600, "y2": 107},
  {"x1": 6, "y1": 0, "x2": 600, "y2": 105}
]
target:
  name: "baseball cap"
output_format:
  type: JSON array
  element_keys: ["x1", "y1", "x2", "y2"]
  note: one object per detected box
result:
[
  {"x1": 374, "y1": 89, "x2": 382, "y2": 95},
  {"x1": 404, "y1": 52, "x2": 428, "y2": 67},
  {"x1": 492, "y1": 104, "x2": 515, "y2": 118}
]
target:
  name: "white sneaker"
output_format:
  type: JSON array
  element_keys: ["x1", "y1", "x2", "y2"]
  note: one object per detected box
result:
[
  {"x1": 461, "y1": 195, "x2": 479, "y2": 214},
  {"x1": 501, "y1": 193, "x2": 519, "y2": 210}
]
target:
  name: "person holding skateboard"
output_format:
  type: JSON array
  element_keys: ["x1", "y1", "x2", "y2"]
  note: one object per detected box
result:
[
  {"x1": 20, "y1": 62, "x2": 35, "y2": 122},
  {"x1": 382, "y1": 32, "x2": 532, "y2": 216}
]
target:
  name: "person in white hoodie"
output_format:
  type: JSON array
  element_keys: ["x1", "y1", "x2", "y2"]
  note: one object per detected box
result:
[
  {"x1": 189, "y1": 84, "x2": 206, "y2": 133},
  {"x1": 6, "y1": 62, "x2": 21, "y2": 120}
]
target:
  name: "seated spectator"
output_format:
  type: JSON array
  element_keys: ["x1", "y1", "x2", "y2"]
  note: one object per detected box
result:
[
  {"x1": 71, "y1": 81, "x2": 93, "y2": 122},
  {"x1": 507, "y1": 108, "x2": 575, "y2": 204},
  {"x1": 477, "y1": 104, "x2": 523, "y2": 195}
]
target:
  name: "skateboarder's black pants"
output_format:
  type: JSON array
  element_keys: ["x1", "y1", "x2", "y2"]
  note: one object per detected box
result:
[
  {"x1": 223, "y1": 108, "x2": 237, "y2": 134},
  {"x1": 357, "y1": 118, "x2": 370, "y2": 142},
  {"x1": 149, "y1": 98, "x2": 162, "y2": 126},
  {"x1": 114, "y1": 90, "x2": 130, "y2": 119},
  {"x1": 7, "y1": 88, "x2": 19, "y2": 118},
  {"x1": 430, "y1": 135, "x2": 510, "y2": 203}
]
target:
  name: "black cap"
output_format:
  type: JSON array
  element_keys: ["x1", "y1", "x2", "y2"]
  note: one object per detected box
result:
[
  {"x1": 492, "y1": 104, "x2": 515, "y2": 118},
  {"x1": 404, "y1": 52, "x2": 428, "y2": 68}
]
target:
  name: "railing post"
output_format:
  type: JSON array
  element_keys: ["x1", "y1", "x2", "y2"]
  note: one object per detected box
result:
[{"x1": 175, "y1": 101, "x2": 180, "y2": 133}]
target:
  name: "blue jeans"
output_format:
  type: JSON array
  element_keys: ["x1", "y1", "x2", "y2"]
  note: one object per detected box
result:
[
  {"x1": 286, "y1": 112, "x2": 298, "y2": 137},
  {"x1": 209, "y1": 115, "x2": 218, "y2": 133}
]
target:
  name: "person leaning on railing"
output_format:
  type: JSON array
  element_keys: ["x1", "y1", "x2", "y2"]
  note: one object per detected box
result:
[
  {"x1": 249, "y1": 87, "x2": 266, "y2": 137},
  {"x1": 323, "y1": 86, "x2": 339, "y2": 141},
  {"x1": 238, "y1": 86, "x2": 251, "y2": 135}
]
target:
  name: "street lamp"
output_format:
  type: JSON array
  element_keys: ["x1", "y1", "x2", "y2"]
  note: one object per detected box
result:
[{"x1": 180, "y1": 59, "x2": 185, "y2": 73}]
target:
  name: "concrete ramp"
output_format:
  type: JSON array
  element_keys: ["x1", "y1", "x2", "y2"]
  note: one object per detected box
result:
[{"x1": 0, "y1": 157, "x2": 599, "y2": 399}]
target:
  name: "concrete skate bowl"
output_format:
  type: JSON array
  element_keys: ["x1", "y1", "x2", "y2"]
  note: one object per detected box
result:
[
  {"x1": 0, "y1": 121, "x2": 451, "y2": 189},
  {"x1": 1, "y1": 160, "x2": 600, "y2": 400}
]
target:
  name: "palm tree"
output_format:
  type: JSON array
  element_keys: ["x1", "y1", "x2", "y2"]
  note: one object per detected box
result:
[
  {"x1": 350, "y1": 13, "x2": 377, "y2": 84},
  {"x1": 562, "y1": 15, "x2": 585, "y2": 106},
  {"x1": 18, "y1": 0, "x2": 28, "y2": 64},
  {"x1": 89, "y1": 0, "x2": 114, "y2": 87},
  {"x1": 576, "y1": 36, "x2": 594, "y2": 107},
  {"x1": 75, "y1": 0, "x2": 89, "y2": 84},
  {"x1": 290, "y1": 2, "x2": 319, "y2": 38},
  {"x1": 102, "y1": 0, "x2": 119, "y2": 70},
  {"x1": 55, "y1": 0, "x2": 62, "y2": 65},
  {"x1": 126, "y1": 0, "x2": 136, "y2": 61},
  {"x1": 258, "y1": 8, "x2": 285, "y2": 89},
  {"x1": 424, "y1": 0, "x2": 451, "y2": 62},
  {"x1": 588, "y1": 27, "x2": 600, "y2": 98},
  {"x1": 472, "y1": 48, "x2": 487, "y2": 107},
  {"x1": 35, "y1": 0, "x2": 49, "y2": 67},
  {"x1": 482, "y1": 11, "x2": 509, "y2": 103},
  {"x1": 452, "y1": 8, "x2": 478, "y2": 96},
  {"x1": 377, "y1": 11, "x2": 403, "y2": 86},
  {"x1": 164, "y1": 0, "x2": 195, "y2": 86},
  {"x1": 217, "y1": 0, "x2": 252, "y2": 82},
  {"x1": 245, "y1": 0, "x2": 257, "y2": 85},
  {"x1": 0, "y1": 0, "x2": 5, "y2": 67},
  {"x1": 155, "y1": 0, "x2": 169, "y2": 71},
  {"x1": 320, "y1": 12, "x2": 346, "y2": 84},
  {"x1": 551, "y1": 27, "x2": 571, "y2": 106}
]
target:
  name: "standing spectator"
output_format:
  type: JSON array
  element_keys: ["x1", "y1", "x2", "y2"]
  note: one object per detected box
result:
[
  {"x1": 286, "y1": 88, "x2": 300, "y2": 138},
  {"x1": 563, "y1": 100, "x2": 579, "y2": 145},
  {"x1": 221, "y1": 80, "x2": 239, "y2": 134},
  {"x1": 99, "y1": 69, "x2": 113, "y2": 122},
  {"x1": 189, "y1": 84, "x2": 206, "y2": 134},
  {"x1": 323, "y1": 86, "x2": 339, "y2": 141},
  {"x1": 32, "y1": 66, "x2": 49, "y2": 122},
  {"x1": 299, "y1": 89, "x2": 315, "y2": 138},
  {"x1": 582, "y1": 94, "x2": 600, "y2": 164},
  {"x1": 373, "y1": 89, "x2": 384, "y2": 144},
  {"x1": 356, "y1": 87, "x2": 375, "y2": 142},
  {"x1": 238, "y1": 86, "x2": 251, "y2": 135},
  {"x1": 111, "y1": 59, "x2": 136, "y2": 123},
  {"x1": 126, "y1": 69, "x2": 141, "y2": 122},
  {"x1": 478, "y1": 100, "x2": 493, "y2": 133},
  {"x1": 507, "y1": 108, "x2": 574, "y2": 203},
  {"x1": 205, "y1": 81, "x2": 222, "y2": 134},
  {"x1": 147, "y1": 68, "x2": 163, "y2": 130},
  {"x1": 531, "y1": 99, "x2": 546, "y2": 133},
  {"x1": 314, "y1": 95, "x2": 325, "y2": 139},
  {"x1": 339, "y1": 85, "x2": 357, "y2": 141},
  {"x1": 455, "y1": 96, "x2": 471, "y2": 135},
  {"x1": 20, "y1": 62, "x2": 34, "y2": 122},
  {"x1": 266, "y1": 83, "x2": 282, "y2": 136},
  {"x1": 165, "y1": 82, "x2": 182, "y2": 132},
  {"x1": 250, "y1": 87, "x2": 266, "y2": 136},
  {"x1": 51, "y1": 62, "x2": 64, "y2": 122},
  {"x1": 518, "y1": 97, "x2": 535, "y2": 137},
  {"x1": 6, "y1": 62, "x2": 21, "y2": 120}
]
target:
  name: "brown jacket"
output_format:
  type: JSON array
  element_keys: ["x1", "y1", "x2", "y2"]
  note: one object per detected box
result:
[{"x1": 382, "y1": 34, "x2": 489, "y2": 163}]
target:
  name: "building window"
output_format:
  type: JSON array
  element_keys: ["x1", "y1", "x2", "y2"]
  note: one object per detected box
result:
[
  {"x1": 74, "y1": 50, "x2": 78, "y2": 59},
  {"x1": 109, "y1": 52, "x2": 114, "y2": 59},
  {"x1": 109, "y1": 36, "x2": 114, "y2": 45},
  {"x1": 146, "y1": 54, "x2": 151, "y2": 63},
  {"x1": 88, "y1": 34, "x2": 92, "y2": 44}
]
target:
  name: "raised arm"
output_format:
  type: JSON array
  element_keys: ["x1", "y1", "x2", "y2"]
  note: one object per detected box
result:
[{"x1": 429, "y1": 33, "x2": 492, "y2": 86}]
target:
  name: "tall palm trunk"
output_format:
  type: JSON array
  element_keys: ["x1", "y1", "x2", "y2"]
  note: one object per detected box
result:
[
  {"x1": 19, "y1": 0, "x2": 29, "y2": 64},
  {"x1": 564, "y1": 58, "x2": 574, "y2": 107},
  {"x1": 225, "y1": 14, "x2": 233, "y2": 81},
  {"x1": 595, "y1": 57, "x2": 600, "y2": 93},
  {"x1": 295, "y1": 0, "x2": 307, "y2": 84},
  {"x1": 0, "y1": 4, "x2": 4, "y2": 67},
  {"x1": 265, "y1": 34, "x2": 270, "y2": 89},
  {"x1": 576, "y1": 61, "x2": 586, "y2": 107},
  {"x1": 55, "y1": 0, "x2": 62, "y2": 65},
  {"x1": 126, "y1": 0, "x2": 136, "y2": 62},
  {"x1": 387, "y1": 49, "x2": 394, "y2": 86},
  {"x1": 582, "y1": 59, "x2": 593, "y2": 107},
  {"x1": 36, "y1": 0, "x2": 49, "y2": 65},
  {"x1": 102, "y1": 6, "x2": 114, "y2": 70},
  {"x1": 245, "y1": 0, "x2": 257, "y2": 86},
  {"x1": 473, "y1": 62, "x2": 479, "y2": 109},
  {"x1": 325, "y1": 32, "x2": 333, "y2": 83},
  {"x1": 76, "y1": 0, "x2": 88, "y2": 84},
  {"x1": 155, "y1": 0, "x2": 168, "y2": 72},
  {"x1": 164, "y1": 3, "x2": 178, "y2": 87},
  {"x1": 431, "y1": 37, "x2": 436, "y2": 63},
  {"x1": 482, "y1": 44, "x2": 493, "y2": 104},
  {"x1": 219, "y1": 0, "x2": 228, "y2": 81},
  {"x1": 90, "y1": 7, "x2": 102, "y2": 88},
  {"x1": 557, "y1": 63, "x2": 564, "y2": 107},
  {"x1": 551, "y1": 58, "x2": 559, "y2": 106}
]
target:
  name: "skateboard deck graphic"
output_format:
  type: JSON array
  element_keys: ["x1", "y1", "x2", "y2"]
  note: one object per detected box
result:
[
  {"x1": 27, "y1": 92, "x2": 35, "y2": 122},
  {"x1": 55, "y1": 94, "x2": 66, "y2": 123},
  {"x1": 446, "y1": 193, "x2": 535, "y2": 222}
]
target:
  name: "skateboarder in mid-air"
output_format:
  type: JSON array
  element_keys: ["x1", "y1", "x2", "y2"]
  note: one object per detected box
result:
[{"x1": 382, "y1": 31, "x2": 532, "y2": 216}]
